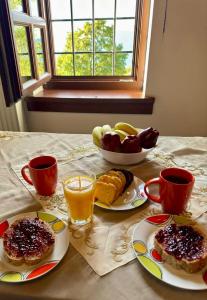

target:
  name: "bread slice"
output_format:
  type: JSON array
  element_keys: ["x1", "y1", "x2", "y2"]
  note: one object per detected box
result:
[
  {"x1": 154, "y1": 223, "x2": 207, "y2": 273},
  {"x1": 98, "y1": 174, "x2": 123, "y2": 198},
  {"x1": 112, "y1": 168, "x2": 134, "y2": 191},
  {"x1": 94, "y1": 169, "x2": 134, "y2": 206},
  {"x1": 3, "y1": 217, "x2": 55, "y2": 266},
  {"x1": 94, "y1": 181, "x2": 117, "y2": 205},
  {"x1": 107, "y1": 170, "x2": 126, "y2": 193}
]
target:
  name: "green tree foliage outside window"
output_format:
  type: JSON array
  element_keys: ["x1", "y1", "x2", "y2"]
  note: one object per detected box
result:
[
  {"x1": 14, "y1": 26, "x2": 45, "y2": 81},
  {"x1": 14, "y1": 26, "x2": 32, "y2": 81},
  {"x1": 56, "y1": 20, "x2": 130, "y2": 76},
  {"x1": 12, "y1": 11, "x2": 131, "y2": 78},
  {"x1": 33, "y1": 28, "x2": 46, "y2": 76},
  {"x1": 9, "y1": 0, "x2": 23, "y2": 12}
]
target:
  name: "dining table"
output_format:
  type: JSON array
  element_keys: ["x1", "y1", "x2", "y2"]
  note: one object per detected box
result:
[{"x1": 0, "y1": 130, "x2": 206, "y2": 300}]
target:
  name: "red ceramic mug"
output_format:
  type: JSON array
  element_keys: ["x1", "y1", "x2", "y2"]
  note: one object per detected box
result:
[
  {"x1": 21, "y1": 156, "x2": 57, "y2": 196},
  {"x1": 144, "y1": 167, "x2": 195, "y2": 214}
]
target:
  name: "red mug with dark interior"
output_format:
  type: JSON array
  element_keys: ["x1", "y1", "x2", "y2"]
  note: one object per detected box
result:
[
  {"x1": 144, "y1": 167, "x2": 195, "y2": 214},
  {"x1": 21, "y1": 156, "x2": 57, "y2": 196}
]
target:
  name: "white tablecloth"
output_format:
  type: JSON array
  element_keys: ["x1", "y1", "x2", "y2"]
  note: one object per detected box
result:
[{"x1": 0, "y1": 131, "x2": 207, "y2": 299}]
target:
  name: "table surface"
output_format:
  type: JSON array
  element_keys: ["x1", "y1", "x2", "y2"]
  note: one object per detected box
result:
[{"x1": 0, "y1": 131, "x2": 207, "y2": 300}]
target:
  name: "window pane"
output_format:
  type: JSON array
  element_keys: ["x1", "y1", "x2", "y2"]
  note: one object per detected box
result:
[
  {"x1": 9, "y1": 0, "x2": 23, "y2": 12},
  {"x1": 94, "y1": 0, "x2": 114, "y2": 18},
  {"x1": 36, "y1": 54, "x2": 45, "y2": 76},
  {"x1": 73, "y1": 0, "x2": 92, "y2": 19},
  {"x1": 33, "y1": 27, "x2": 43, "y2": 53},
  {"x1": 14, "y1": 26, "x2": 32, "y2": 83},
  {"x1": 29, "y1": 0, "x2": 40, "y2": 17},
  {"x1": 52, "y1": 22, "x2": 72, "y2": 52},
  {"x1": 14, "y1": 26, "x2": 29, "y2": 54},
  {"x1": 29, "y1": 0, "x2": 39, "y2": 17},
  {"x1": 18, "y1": 55, "x2": 32, "y2": 82},
  {"x1": 95, "y1": 20, "x2": 113, "y2": 52},
  {"x1": 74, "y1": 21, "x2": 92, "y2": 52},
  {"x1": 50, "y1": 0, "x2": 71, "y2": 20},
  {"x1": 116, "y1": 19, "x2": 135, "y2": 51},
  {"x1": 55, "y1": 54, "x2": 74, "y2": 75},
  {"x1": 33, "y1": 27, "x2": 46, "y2": 76},
  {"x1": 115, "y1": 53, "x2": 133, "y2": 76},
  {"x1": 116, "y1": 0, "x2": 136, "y2": 18},
  {"x1": 75, "y1": 54, "x2": 92, "y2": 76},
  {"x1": 95, "y1": 53, "x2": 112, "y2": 76}
]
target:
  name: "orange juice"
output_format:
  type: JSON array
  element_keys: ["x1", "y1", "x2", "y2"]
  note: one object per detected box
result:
[{"x1": 63, "y1": 175, "x2": 95, "y2": 225}]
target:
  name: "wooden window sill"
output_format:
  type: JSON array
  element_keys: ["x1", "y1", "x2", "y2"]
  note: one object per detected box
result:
[{"x1": 25, "y1": 89, "x2": 155, "y2": 114}]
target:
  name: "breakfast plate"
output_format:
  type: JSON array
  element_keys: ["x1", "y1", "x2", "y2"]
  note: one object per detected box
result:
[
  {"x1": 95, "y1": 176, "x2": 147, "y2": 211},
  {"x1": 132, "y1": 214, "x2": 207, "y2": 290},
  {"x1": 0, "y1": 211, "x2": 69, "y2": 283}
]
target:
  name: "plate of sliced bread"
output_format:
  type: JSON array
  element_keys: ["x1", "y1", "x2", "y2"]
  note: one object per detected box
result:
[
  {"x1": 0, "y1": 211, "x2": 69, "y2": 283},
  {"x1": 132, "y1": 214, "x2": 207, "y2": 290},
  {"x1": 94, "y1": 168, "x2": 147, "y2": 210}
]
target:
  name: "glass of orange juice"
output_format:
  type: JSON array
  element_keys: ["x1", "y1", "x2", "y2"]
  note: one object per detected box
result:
[{"x1": 63, "y1": 171, "x2": 96, "y2": 225}]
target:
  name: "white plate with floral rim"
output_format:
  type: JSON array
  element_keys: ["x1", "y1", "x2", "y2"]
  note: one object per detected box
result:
[
  {"x1": 0, "y1": 211, "x2": 69, "y2": 283},
  {"x1": 95, "y1": 176, "x2": 147, "y2": 211},
  {"x1": 132, "y1": 214, "x2": 207, "y2": 290}
]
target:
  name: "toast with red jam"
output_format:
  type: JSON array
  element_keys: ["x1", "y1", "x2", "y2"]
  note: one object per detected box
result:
[
  {"x1": 154, "y1": 223, "x2": 207, "y2": 273},
  {"x1": 3, "y1": 217, "x2": 55, "y2": 265}
]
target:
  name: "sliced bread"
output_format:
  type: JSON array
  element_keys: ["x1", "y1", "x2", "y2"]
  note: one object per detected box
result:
[{"x1": 93, "y1": 181, "x2": 117, "y2": 205}]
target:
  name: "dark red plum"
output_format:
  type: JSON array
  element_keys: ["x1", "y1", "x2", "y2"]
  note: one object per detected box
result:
[{"x1": 138, "y1": 127, "x2": 159, "y2": 149}]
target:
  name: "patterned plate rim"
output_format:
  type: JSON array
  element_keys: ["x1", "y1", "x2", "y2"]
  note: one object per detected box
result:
[
  {"x1": 0, "y1": 211, "x2": 69, "y2": 283},
  {"x1": 132, "y1": 214, "x2": 207, "y2": 290}
]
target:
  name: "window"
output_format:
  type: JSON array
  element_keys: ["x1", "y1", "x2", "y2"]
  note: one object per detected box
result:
[
  {"x1": 45, "y1": 0, "x2": 152, "y2": 90},
  {"x1": 0, "y1": 0, "x2": 153, "y2": 111},
  {"x1": 49, "y1": 0, "x2": 137, "y2": 77},
  {"x1": 1, "y1": 0, "x2": 51, "y2": 97}
]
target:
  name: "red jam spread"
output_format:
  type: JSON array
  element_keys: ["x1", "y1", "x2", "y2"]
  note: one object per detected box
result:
[
  {"x1": 3, "y1": 218, "x2": 54, "y2": 258},
  {"x1": 155, "y1": 224, "x2": 204, "y2": 261}
]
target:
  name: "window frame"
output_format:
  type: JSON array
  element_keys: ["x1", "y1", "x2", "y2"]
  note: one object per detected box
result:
[
  {"x1": 9, "y1": 0, "x2": 51, "y2": 96},
  {"x1": 0, "y1": 0, "x2": 153, "y2": 111},
  {"x1": 44, "y1": 0, "x2": 150, "y2": 91}
]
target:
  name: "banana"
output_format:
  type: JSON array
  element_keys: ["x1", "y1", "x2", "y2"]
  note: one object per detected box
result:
[
  {"x1": 114, "y1": 122, "x2": 138, "y2": 135},
  {"x1": 102, "y1": 124, "x2": 112, "y2": 135},
  {"x1": 136, "y1": 128, "x2": 142, "y2": 134},
  {"x1": 92, "y1": 126, "x2": 103, "y2": 147},
  {"x1": 114, "y1": 129, "x2": 128, "y2": 141}
]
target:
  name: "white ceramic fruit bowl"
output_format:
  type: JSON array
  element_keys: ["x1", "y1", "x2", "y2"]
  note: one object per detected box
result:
[{"x1": 98, "y1": 147, "x2": 153, "y2": 165}]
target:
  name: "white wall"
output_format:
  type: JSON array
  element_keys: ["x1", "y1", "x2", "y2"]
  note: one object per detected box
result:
[
  {"x1": 2, "y1": 0, "x2": 207, "y2": 136},
  {"x1": 145, "y1": 0, "x2": 207, "y2": 136}
]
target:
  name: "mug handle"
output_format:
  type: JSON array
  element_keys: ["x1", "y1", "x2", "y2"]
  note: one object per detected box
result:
[
  {"x1": 21, "y1": 165, "x2": 33, "y2": 185},
  {"x1": 144, "y1": 178, "x2": 162, "y2": 204}
]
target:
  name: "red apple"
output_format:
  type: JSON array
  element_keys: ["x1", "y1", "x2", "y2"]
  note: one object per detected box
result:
[
  {"x1": 138, "y1": 127, "x2": 159, "y2": 149},
  {"x1": 101, "y1": 132, "x2": 121, "y2": 152},
  {"x1": 121, "y1": 135, "x2": 142, "y2": 153}
]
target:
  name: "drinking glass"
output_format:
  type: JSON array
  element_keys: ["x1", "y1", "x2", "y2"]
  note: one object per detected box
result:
[{"x1": 63, "y1": 171, "x2": 96, "y2": 225}]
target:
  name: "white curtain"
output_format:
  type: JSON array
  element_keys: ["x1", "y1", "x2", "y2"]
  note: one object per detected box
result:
[{"x1": 0, "y1": 77, "x2": 20, "y2": 131}]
